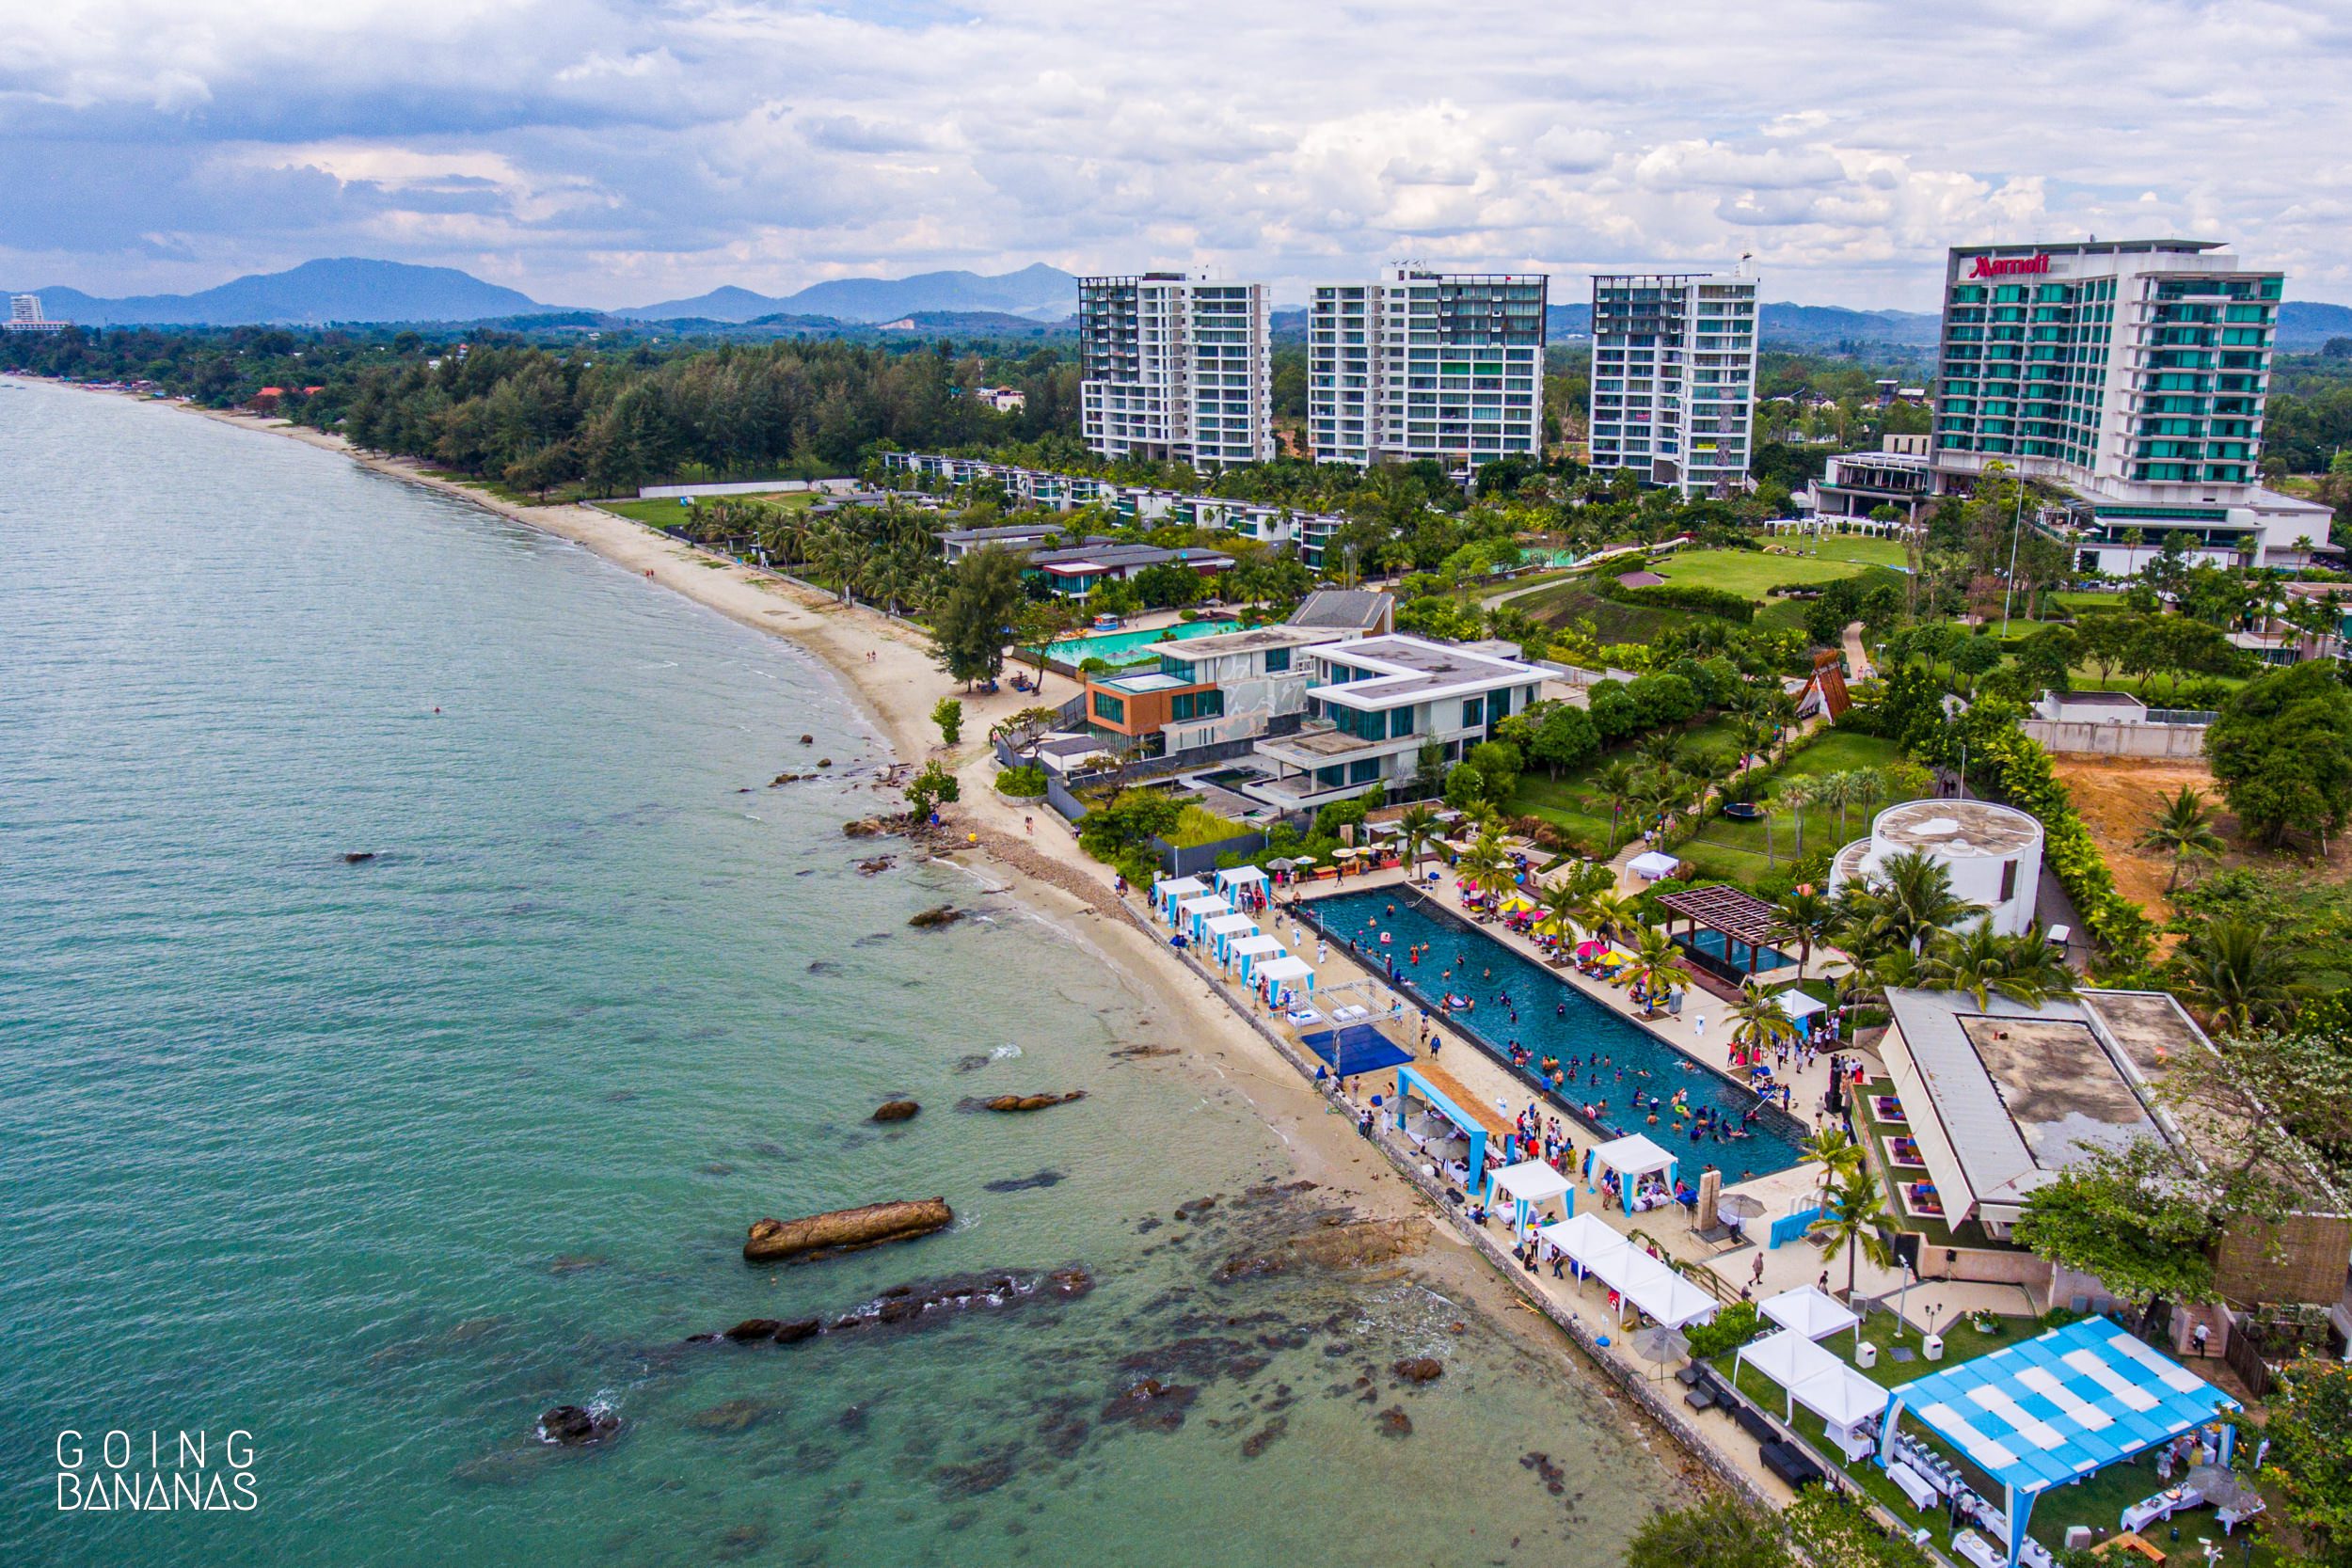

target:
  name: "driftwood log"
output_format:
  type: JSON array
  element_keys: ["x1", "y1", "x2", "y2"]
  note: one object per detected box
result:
[{"x1": 743, "y1": 1198, "x2": 953, "y2": 1262}]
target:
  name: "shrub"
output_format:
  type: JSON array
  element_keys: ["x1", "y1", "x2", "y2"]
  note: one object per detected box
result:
[
  {"x1": 997, "y1": 764, "x2": 1048, "y2": 798},
  {"x1": 1684, "y1": 1300, "x2": 1768, "y2": 1359},
  {"x1": 1592, "y1": 578, "x2": 1756, "y2": 624}
]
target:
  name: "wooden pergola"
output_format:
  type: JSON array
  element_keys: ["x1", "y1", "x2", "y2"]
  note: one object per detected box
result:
[{"x1": 1656, "y1": 883, "x2": 1786, "y2": 979}]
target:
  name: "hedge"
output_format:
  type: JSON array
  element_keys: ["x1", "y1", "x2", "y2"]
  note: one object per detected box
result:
[{"x1": 1587, "y1": 578, "x2": 1756, "y2": 624}]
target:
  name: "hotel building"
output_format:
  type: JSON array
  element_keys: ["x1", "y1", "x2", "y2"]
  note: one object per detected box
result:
[
  {"x1": 1931, "y1": 239, "x2": 2332, "y2": 573},
  {"x1": 1078, "y1": 274, "x2": 1273, "y2": 471},
  {"x1": 1588, "y1": 268, "x2": 1759, "y2": 496},
  {"x1": 1308, "y1": 266, "x2": 1548, "y2": 470}
]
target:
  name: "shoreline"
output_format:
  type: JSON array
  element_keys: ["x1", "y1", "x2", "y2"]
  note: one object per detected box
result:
[{"x1": 90, "y1": 390, "x2": 1716, "y2": 1484}]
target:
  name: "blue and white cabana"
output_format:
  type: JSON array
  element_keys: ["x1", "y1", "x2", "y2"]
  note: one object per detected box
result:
[
  {"x1": 1488, "y1": 1159, "x2": 1575, "y2": 1227},
  {"x1": 1876, "y1": 1318, "x2": 2243, "y2": 1568},
  {"x1": 1214, "y1": 863, "x2": 1270, "y2": 911},
  {"x1": 1391, "y1": 1063, "x2": 1489, "y2": 1185},
  {"x1": 1204, "y1": 912, "x2": 1260, "y2": 965},
  {"x1": 1152, "y1": 877, "x2": 1208, "y2": 924},
  {"x1": 1588, "y1": 1132, "x2": 1678, "y2": 1212},
  {"x1": 1253, "y1": 954, "x2": 1314, "y2": 1006},
  {"x1": 1178, "y1": 894, "x2": 1233, "y2": 942},
  {"x1": 1227, "y1": 932, "x2": 1286, "y2": 980}
]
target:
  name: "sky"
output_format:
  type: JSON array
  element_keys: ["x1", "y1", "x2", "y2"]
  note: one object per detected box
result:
[{"x1": 4, "y1": 0, "x2": 2350, "y2": 310}]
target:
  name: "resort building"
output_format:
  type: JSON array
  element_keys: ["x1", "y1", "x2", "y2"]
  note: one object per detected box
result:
[
  {"x1": 1829, "y1": 799, "x2": 2043, "y2": 938},
  {"x1": 1872, "y1": 987, "x2": 2350, "y2": 1310},
  {"x1": 1807, "y1": 434, "x2": 1934, "y2": 524},
  {"x1": 1078, "y1": 624, "x2": 1368, "y2": 755},
  {"x1": 935, "y1": 523, "x2": 1097, "y2": 562},
  {"x1": 1078, "y1": 273, "x2": 1273, "y2": 471},
  {"x1": 1308, "y1": 265, "x2": 1548, "y2": 470},
  {"x1": 1245, "y1": 635, "x2": 1544, "y2": 808},
  {"x1": 1588, "y1": 267, "x2": 1760, "y2": 496},
  {"x1": 1930, "y1": 238, "x2": 2333, "y2": 573},
  {"x1": 1024, "y1": 542, "x2": 1233, "y2": 599},
  {"x1": 6, "y1": 293, "x2": 67, "y2": 333}
]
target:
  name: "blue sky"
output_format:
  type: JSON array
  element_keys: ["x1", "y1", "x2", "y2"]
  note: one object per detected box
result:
[{"x1": 4, "y1": 0, "x2": 2348, "y2": 309}]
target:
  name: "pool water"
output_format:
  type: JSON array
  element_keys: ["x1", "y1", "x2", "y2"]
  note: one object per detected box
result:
[
  {"x1": 1303, "y1": 889, "x2": 1809, "y2": 1180},
  {"x1": 1046, "y1": 619, "x2": 1242, "y2": 667},
  {"x1": 1679, "y1": 927, "x2": 1796, "y2": 974}
]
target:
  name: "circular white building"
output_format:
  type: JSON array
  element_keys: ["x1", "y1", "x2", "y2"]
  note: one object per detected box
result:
[{"x1": 1828, "y1": 799, "x2": 2044, "y2": 937}]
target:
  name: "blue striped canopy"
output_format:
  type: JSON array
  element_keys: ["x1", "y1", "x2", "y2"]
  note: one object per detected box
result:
[{"x1": 1881, "y1": 1317, "x2": 2238, "y2": 1498}]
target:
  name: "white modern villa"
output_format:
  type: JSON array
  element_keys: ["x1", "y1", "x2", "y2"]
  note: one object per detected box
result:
[{"x1": 1245, "y1": 635, "x2": 1544, "y2": 808}]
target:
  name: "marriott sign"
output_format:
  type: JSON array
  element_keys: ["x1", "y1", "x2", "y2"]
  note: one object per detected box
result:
[{"x1": 1967, "y1": 253, "x2": 2053, "y2": 279}]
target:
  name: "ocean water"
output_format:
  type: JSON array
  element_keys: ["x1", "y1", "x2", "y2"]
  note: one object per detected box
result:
[
  {"x1": 0, "y1": 381, "x2": 1690, "y2": 1566},
  {"x1": 1303, "y1": 890, "x2": 1810, "y2": 1179}
]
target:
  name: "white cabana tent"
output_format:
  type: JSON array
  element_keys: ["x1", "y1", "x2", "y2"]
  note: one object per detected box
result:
[
  {"x1": 1227, "y1": 932, "x2": 1286, "y2": 979},
  {"x1": 1215, "y1": 864, "x2": 1270, "y2": 910},
  {"x1": 1254, "y1": 955, "x2": 1314, "y2": 1006},
  {"x1": 1613, "y1": 1251, "x2": 1720, "y2": 1330},
  {"x1": 1178, "y1": 895, "x2": 1232, "y2": 942},
  {"x1": 1490, "y1": 1160, "x2": 1575, "y2": 1228},
  {"x1": 1589, "y1": 1132, "x2": 1679, "y2": 1212},
  {"x1": 1541, "y1": 1212, "x2": 1633, "y2": 1280},
  {"x1": 1759, "y1": 1285, "x2": 1860, "y2": 1343},
  {"x1": 1736, "y1": 1328, "x2": 1885, "y2": 1444},
  {"x1": 1204, "y1": 912, "x2": 1260, "y2": 962},
  {"x1": 1153, "y1": 877, "x2": 1207, "y2": 924},
  {"x1": 1629, "y1": 850, "x2": 1681, "y2": 880},
  {"x1": 1774, "y1": 988, "x2": 1829, "y2": 1031}
]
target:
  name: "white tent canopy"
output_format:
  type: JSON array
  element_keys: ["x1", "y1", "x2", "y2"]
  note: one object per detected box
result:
[
  {"x1": 1590, "y1": 1133, "x2": 1677, "y2": 1181},
  {"x1": 1154, "y1": 877, "x2": 1207, "y2": 919},
  {"x1": 1493, "y1": 1161, "x2": 1574, "y2": 1208},
  {"x1": 1178, "y1": 895, "x2": 1232, "y2": 938},
  {"x1": 1759, "y1": 1285, "x2": 1860, "y2": 1341},
  {"x1": 1775, "y1": 989, "x2": 1829, "y2": 1022},
  {"x1": 1216, "y1": 865, "x2": 1268, "y2": 889},
  {"x1": 1539, "y1": 1215, "x2": 1715, "y2": 1328},
  {"x1": 1629, "y1": 850, "x2": 1680, "y2": 880},
  {"x1": 1255, "y1": 956, "x2": 1314, "y2": 1000},
  {"x1": 1227, "y1": 933, "x2": 1286, "y2": 977},
  {"x1": 1205, "y1": 912, "x2": 1259, "y2": 938},
  {"x1": 1541, "y1": 1212, "x2": 1632, "y2": 1273},
  {"x1": 1736, "y1": 1328, "x2": 1885, "y2": 1430}
]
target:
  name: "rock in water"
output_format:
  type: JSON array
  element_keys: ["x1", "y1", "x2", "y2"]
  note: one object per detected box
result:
[
  {"x1": 800, "y1": 734, "x2": 814, "y2": 745},
  {"x1": 723, "y1": 1319, "x2": 783, "y2": 1342},
  {"x1": 1375, "y1": 1405, "x2": 1413, "y2": 1438},
  {"x1": 907, "y1": 905, "x2": 962, "y2": 929},
  {"x1": 536, "y1": 1404, "x2": 619, "y2": 1446},
  {"x1": 982, "y1": 1091, "x2": 1086, "y2": 1113},
  {"x1": 871, "y1": 1100, "x2": 921, "y2": 1123},
  {"x1": 342, "y1": 850, "x2": 375, "y2": 863},
  {"x1": 842, "y1": 818, "x2": 884, "y2": 839},
  {"x1": 1392, "y1": 1357, "x2": 1444, "y2": 1385},
  {"x1": 743, "y1": 1198, "x2": 954, "y2": 1263}
]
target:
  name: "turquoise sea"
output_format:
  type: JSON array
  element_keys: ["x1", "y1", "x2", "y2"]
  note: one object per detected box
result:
[{"x1": 0, "y1": 380, "x2": 1687, "y2": 1566}]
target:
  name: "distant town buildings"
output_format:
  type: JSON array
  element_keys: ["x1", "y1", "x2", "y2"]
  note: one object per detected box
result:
[
  {"x1": 972, "y1": 385, "x2": 1026, "y2": 413},
  {"x1": 1929, "y1": 238, "x2": 2334, "y2": 573},
  {"x1": 1587, "y1": 266, "x2": 1760, "y2": 497},
  {"x1": 7, "y1": 293, "x2": 67, "y2": 333},
  {"x1": 1077, "y1": 273, "x2": 1272, "y2": 471},
  {"x1": 1307, "y1": 265, "x2": 1547, "y2": 469}
]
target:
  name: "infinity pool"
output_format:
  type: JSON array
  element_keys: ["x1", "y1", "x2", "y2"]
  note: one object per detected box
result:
[
  {"x1": 1044, "y1": 618, "x2": 1241, "y2": 667},
  {"x1": 1302, "y1": 888, "x2": 1809, "y2": 1180}
]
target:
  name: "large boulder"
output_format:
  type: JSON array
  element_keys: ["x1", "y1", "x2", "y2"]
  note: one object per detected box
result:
[
  {"x1": 871, "y1": 1100, "x2": 921, "y2": 1123},
  {"x1": 743, "y1": 1197, "x2": 954, "y2": 1263},
  {"x1": 982, "y1": 1091, "x2": 1086, "y2": 1113},
  {"x1": 907, "y1": 905, "x2": 962, "y2": 929},
  {"x1": 535, "y1": 1404, "x2": 619, "y2": 1446}
]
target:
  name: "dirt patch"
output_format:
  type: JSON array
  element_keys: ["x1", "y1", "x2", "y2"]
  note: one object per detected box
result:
[{"x1": 2049, "y1": 756, "x2": 2219, "y2": 927}]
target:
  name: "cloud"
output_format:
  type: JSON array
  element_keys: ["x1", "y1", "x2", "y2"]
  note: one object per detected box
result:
[{"x1": 1, "y1": 0, "x2": 2346, "y2": 306}]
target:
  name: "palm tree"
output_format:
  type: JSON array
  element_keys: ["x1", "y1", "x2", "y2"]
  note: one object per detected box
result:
[
  {"x1": 1778, "y1": 775, "x2": 1818, "y2": 858},
  {"x1": 1809, "y1": 1164, "x2": 1899, "y2": 1302},
  {"x1": 1534, "y1": 879, "x2": 1585, "y2": 954},
  {"x1": 1458, "y1": 834, "x2": 1517, "y2": 911},
  {"x1": 1635, "y1": 731, "x2": 1683, "y2": 770},
  {"x1": 1585, "y1": 758, "x2": 1643, "y2": 854},
  {"x1": 1919, "y1": 924, "x2": 2077, "y2": 1009},
  {"x1": 1800, "y1": 1126, "x2": 1866, "y2": 1209},
  {"x1": 1850, "y1": 768, "x2": 1887, "y2": 826},
  {"x1": 1767, "y1": 888, "x2": 1835, "y2": 978},
  {"x1": 1619, "y1": 925, "x2": 1693, "y2": 1015},
  {"x1": 1727, "y1": 987, "x2": 1799, "y2": 1059},
  {"x1": 1818, "y1": 769, "x2": 1859, "y2": 846},
  {"x1": 1870, "y1": 849, "x2": 1983, "y2": 955},
  {"x1": 1396, "y1": 804, "x2": 1442, "y2": 881},
  {"x1": 1578, "y1": 888, "x2": 1641, "y2": 946},
  {"x1": 2169, "y1": 918, "x2": 2305, "y2": 1034},
  {"x1": 2137, "y1": 784, "x2": 2224, "y2": 893}
]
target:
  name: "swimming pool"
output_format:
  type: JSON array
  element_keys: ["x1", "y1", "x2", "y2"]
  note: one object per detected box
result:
[
  {"x1": 1044, "y1": 619, "x2": 1241, "y2": 668},
  {"x1": 1301, "y1": 888, "x2": 1809, "y2": 1180}
]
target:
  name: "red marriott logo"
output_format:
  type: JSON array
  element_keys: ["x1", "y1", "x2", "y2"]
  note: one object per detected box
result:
[{"x1": 1968, "y1": 253, "x2": 2052, "y2": 279}]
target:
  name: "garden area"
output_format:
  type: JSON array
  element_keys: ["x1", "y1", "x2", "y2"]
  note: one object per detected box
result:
[{"x1": 1677, "y1": 731, "x2": 1908, "y2": 881}]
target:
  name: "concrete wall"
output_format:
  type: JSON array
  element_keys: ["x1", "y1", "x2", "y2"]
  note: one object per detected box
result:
[{"x1": 2021, "y1": 719, "x2": 2210, "y2": 759}]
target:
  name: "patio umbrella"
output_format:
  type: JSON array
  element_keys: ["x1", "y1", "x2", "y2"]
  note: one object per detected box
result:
[
  {"x1": 1628, "y1": 1325, "x2": 1691, "y2": 1380},
  {"x1": 1265, "y1": 857, "x2": 1295, "y2": 872},
  {"x1": 1718, "y1": 1194, "x2": 1765, "y2": 1221},
  {"x1": 2185, "y1": 1466, "x2": 2259, "y2": 1513}
]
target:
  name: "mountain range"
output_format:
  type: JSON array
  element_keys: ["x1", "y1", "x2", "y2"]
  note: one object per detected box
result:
[{"x1": 12, "y1": 257, "x2": 2352, "y2": 349}]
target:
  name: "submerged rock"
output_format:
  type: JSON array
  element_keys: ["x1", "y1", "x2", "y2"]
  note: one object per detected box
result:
[
  {"x1": 982, "y1": 1091, "x2": 1085, "y2": 1113},
  {"x1": 687, "y1": 1398, "x2": 775, "y2": 1434},
  {"x1": 982, "y1": 1169, "x2": 1065, "y2": 1193},
  {"x1": 535, "y1": 1403, "x2": 620, "y2": 1447},
  {"x1": 1375, "y1": 1405, "x2": 1413, "y2": 1438},
  {"x1": 743, "y1": 1198, "x2": 954, "y2": 1263},
  {"x1": 842, "y1": 818, "x2": 885, "y2": 839},
  {"x1": 907, "y1": 904, "x2": 962, "y2": 929},
  {"x1": 723, "y1": 1319, "x2": 783, "y2": 1342},
  {"x1": 855, "y1": 856, "x2": 894, "y2": 875},
  {"x1": 871, "y1": 1100, "x2": 921, "y2": 1123},
  {"x1": 1101, "y1": 1377, "x2": 1197, "y2": 1433},
  {"x1": 1392, "y1": 1357, "x2": 1444, "y2": 1385}
]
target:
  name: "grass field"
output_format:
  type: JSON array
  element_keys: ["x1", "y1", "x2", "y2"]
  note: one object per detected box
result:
[
  {"x1": 598, "y1": 493, "x2": 818, "y2": 528},
  {"x1": 1648, "y1": 539, "x2": 1905, "y2": 597},
  {"x1": 1680, "y1": 731, "x2": 1904, "y2": 875},
  {"x1": 1514, "y1": 581, "x2": 1708, "y2": 642},
  {"x1": 1508, "y1": 714, "x2": 1747, "y2": 852}
]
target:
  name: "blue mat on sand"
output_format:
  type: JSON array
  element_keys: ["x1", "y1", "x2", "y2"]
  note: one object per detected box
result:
[{"x1": 1300, "y1": 1024, "x2": 1413, "y2": 1077}]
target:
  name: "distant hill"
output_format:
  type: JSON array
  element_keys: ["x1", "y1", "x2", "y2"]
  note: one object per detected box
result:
[
  {"x1": 618, "y1": 264, "x2": 1076, "y2": 325},
  {"x1": 2280, "y1": 301, "x2": 2352, "y2": 351},
  {"x1": 17, "y1": 259, "x2": 549, "y2": 326}
]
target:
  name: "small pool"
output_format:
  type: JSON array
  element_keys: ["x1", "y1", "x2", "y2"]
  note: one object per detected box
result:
[
  {"x1": 1303, "y1": 889, "x2": 1809, "y2": 1180},
  {"x1": 1677, "y1": 928, "x2": 1796, "y2": 975},
  {"x1": 1044, "y1": 620, "x2": 1241, "y2": 668}
]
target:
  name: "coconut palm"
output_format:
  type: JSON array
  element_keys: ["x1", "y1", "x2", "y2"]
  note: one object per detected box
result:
[
  {"x1": 1534, "y1": 879, "x2": 1585, "y2": 953},
  {"x1": 2137, "y1": 784, "x2": 2225, "y2": 893},
  {"x1": 1579, "y1": 888, "x2": 1642, "y2": 945},
  {"x1": 1850, "y1": 768, "x2": 1887, "y2": 824},
  {"x1": 1810, "y1": 1164, "x2": 1900, "y2": 1302},
  {"x1": 1619, "y1": 925, "x2": 1693, "y2": 1015},
  {"x1": 1919, "y1": 924, "x2": 2077, "y2": 1009},
  {"x1": 1766, "y1": 888, "x2": 1836, "y2": 978},
  {"x1": 2169, "y1": 918, "x2": 2306, "y2": 1034},
  {"x1": 1778, "y1": 775, "x2": 1818, "y2": 858},
  {"x1": 1818, "y1": 769, "x2": 1859, "y2": 845},
  {"x1": 1635, "y1": 731, "x2": 1684, "y2": 770},
  {"x1": 1395, "y1": 804, "x2": 1442, "y2": 880},
  {"x1": 1801, "y1": 1126, "x2": 1866, "y2": 1208},
  {"x1": 1726, "y1": 987, "x2": 1799, "y2": 1059},
  {"x1": 1457, "y1": 834, "x2": 1518, "y2": 911},
  {"x1": 1584, "y1": 758, "x2": 1644, "y2": 854},
  {"x1": 1867, "y1": 848, "x2": 1983, "y2": 955}
]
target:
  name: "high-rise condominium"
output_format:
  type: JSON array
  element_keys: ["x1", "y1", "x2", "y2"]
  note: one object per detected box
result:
[
  {"x1": 1587, "y1": 268, "x2": 1759, "y2": 496},
  {"x1": 1077, "y1": 274, "x2": 1272, "y2": 471},
  {"x1": 1308, "y1": 266, "x2": 1548, "y2": 469},
  {"x1": 1931, "y1": 239, "x2": 2328, "y2": 573}
]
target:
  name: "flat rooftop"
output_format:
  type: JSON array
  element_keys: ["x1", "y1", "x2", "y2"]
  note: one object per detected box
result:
[
  {"x1": 1955, "y1": 1015, "x2": 2160, "y2": 1170},
  {"x1": 1315, "y1": 635, "x2": 1538, "y2": 705},
  {"x1": 1872, "y1": 798, "x2": 2042, "y2": 859},
  {"x1": 1152, "y1": 626, "x2": 1346, "y2": 661}
]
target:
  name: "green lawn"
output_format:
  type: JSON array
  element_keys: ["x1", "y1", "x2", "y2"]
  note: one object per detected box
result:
[
  {"x1": 1509, "y1": 715, "x2": 1747, "y2": 853},
  {"x1": 598, "y1": 493, "x2": 817, "y2": 528},
  {"x1": 1680, "y1": 732, "x2": 1904, "y2": 871},
  {"x1": 1650, "y1": 540, "x2": 1906, "y2": 597},
  {"x1": 1515, "y1": 581, "x2": 1708, "y2": 642}
]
